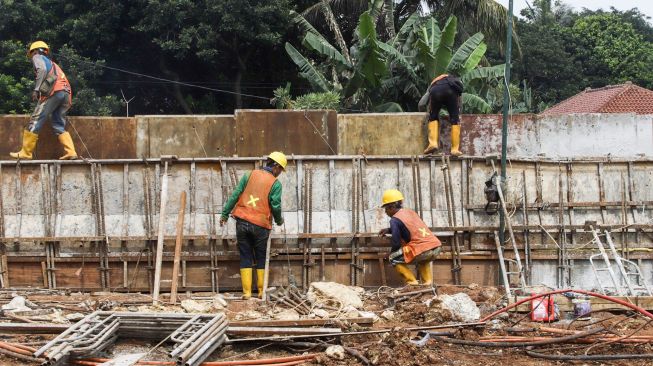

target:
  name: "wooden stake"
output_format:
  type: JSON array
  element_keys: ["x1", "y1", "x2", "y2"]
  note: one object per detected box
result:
[
  {"x1": 152, "y1": 161, "x2": 169, "y2": 304},
  {"x1": 261, "y1": 233, "x2": 273, "y2": 302},
  {"x1": 170, "y1": 191, "x2": 187, "y2": 304}
]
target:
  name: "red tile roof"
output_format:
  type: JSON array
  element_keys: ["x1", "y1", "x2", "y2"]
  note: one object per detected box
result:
[{"x1": 541, "y1": 82, "x2": 653, "y2": 115}]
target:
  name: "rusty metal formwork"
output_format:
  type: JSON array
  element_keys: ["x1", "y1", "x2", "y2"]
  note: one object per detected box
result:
[{"x1": 0, "y1": 155, "x2": 651, "y2": 292}]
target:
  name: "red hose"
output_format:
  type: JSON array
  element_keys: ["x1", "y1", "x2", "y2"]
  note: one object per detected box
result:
[
  {"x1": 481, "y1": 289, "x2": 653, "y2": 322},
  {"x1": 75, "y1": 353, "x2": 319, "y2": 366}
]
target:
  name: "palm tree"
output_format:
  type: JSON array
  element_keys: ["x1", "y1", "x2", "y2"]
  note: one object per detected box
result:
[{"x1": 300, "y1": 0, "x2": 517, "y2": 50}]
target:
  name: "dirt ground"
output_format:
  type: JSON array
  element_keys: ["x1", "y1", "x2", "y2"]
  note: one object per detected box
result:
[{"x1": 2, "y1": 285, "x2": 653, "y2": 365}]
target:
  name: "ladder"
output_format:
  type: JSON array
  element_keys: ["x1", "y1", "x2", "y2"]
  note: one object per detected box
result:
[
  {"x1": 490, "y1": 160, "x2": 527, "y2": 297},
  {"x1": 586, "y1": 222, "x2": 652, "y2": 296}
]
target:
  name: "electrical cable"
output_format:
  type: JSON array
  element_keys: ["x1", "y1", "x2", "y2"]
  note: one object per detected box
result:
[{"x1": 53, "y1": 53, "x2": 271, "y2": 101}]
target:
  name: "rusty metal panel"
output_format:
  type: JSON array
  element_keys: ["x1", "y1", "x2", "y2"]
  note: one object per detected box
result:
[
  {"x1": 140, "y1": 115, "x2": 236, "y2": 158},
  {"x1": 0, "y1": 115, "x2": 30, "y2": 158},
  {"x1": 337, "y1": 113, "x2": 426, "y2": 155},
  {"x1": 0, "y1": 116, "x2": 136, "y2": 159},
  {"x1": 234, "y1": 109, "x2": 337, "y2": 156}
]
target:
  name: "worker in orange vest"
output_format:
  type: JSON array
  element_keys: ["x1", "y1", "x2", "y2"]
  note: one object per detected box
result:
[
  {"x1": 10, "y1": 41, "x2": 77, "y2": 160},
  {"x1": 221, "y1": 152, "x2": 287, "y2": 299},
  {"x1": 422, "y1": 74, "x2": 464, "y2": 156},
  {"x1": 378, "y1": 189, "x2": 442, "y2": 285}
]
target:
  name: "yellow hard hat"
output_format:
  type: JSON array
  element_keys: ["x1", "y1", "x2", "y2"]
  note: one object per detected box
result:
[
  {"x1": 382, "y1": 189, "x2": 404, "y2": 206},
  {"x1": 268, "y1": 151, "x2": 287, "y2": 170},
  {"x1": 29, "y1": 41, "x2": 49, "y2": 53}
]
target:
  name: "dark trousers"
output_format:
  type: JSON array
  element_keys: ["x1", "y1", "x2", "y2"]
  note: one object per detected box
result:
[
  {"x1": 236, "y1": 219, "x2": 270, "y2": 269},
  {"x1": 429, "y1": 83, "x2": 460, "y2": 124}
]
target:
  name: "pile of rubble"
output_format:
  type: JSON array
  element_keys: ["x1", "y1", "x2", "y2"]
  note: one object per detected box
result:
[{"x1": 1, "y1": 283, "x2": 653, "y2": 365}]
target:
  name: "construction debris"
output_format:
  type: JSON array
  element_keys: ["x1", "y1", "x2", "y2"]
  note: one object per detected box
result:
[
  {"x1": 307, "y1": 282, "x2": 364, "y2": 309},
  {"x1": 325, "y1": 345, "x2": 346, "y2": 360},
  {"x1": 1, "y1": 285, "x2": 653, "y2": 365},
  {"x1": 436, "y1": 293, "x2": 481, "y2": 322}
]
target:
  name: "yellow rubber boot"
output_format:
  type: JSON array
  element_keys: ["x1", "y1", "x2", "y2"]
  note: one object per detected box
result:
[
  {"x1": 451, "y1": 124, "x2": 462, "y2": 156},
  {"x1": 394, "y1": 264, "x2": 419, "y2": 285},
  {"x1": 57, "y1": 131, "x2": 78, "y2": 160},
  {"x1": 257, "y1": 269, "x2": 265, "y2": 299},
  {"x1": 417, "y1": 262, "x2": 433, "y2": 285},
  {"x1": 240, "y1": 268, "x2": 253, "y2": 299},
  {"x1": 423, "y1": 120, "x2": 439, "y2": 154},
  {"x1": 10, "y1": 130, "x2": 38, "y2": 159}
]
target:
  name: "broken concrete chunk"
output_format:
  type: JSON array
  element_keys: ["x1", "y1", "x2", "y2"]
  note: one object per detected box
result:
[
  {"x1": 359, "y1": 311, "x2": 380, "y2": 322},
  {"x1": 181, "y1": 299, "x2": 212, "y2": 313},
  {"x1": 212, "y1": 294, "x2": 228, "y2": 308},
  {"x1": 325, "y1": 345, "x2": 346, "y2": 360},
  {"x1": 311, "y1": 308, "x2": 330, "y2": 318},
  {"x1": 438, "y1": 293, "x2": 480, "y2": 322},
  {"x1": 233, "y1": 310, "x2": 265, "y2": 321},
  {"x1": 380, "y1": 309, "x2": 395, "y2": 321},
  {"x1": 307, "y1": 282, "x2": 364, "y2": 309},
  {"x1": 273, "y1": 309, "x2": 301, "y2": 321},
  {"x1": 1, "y1": 296, "x2": 32, "y2": 312},
  {"x1": 65, "y1": 313, "x2": 86, "y2": 322}
]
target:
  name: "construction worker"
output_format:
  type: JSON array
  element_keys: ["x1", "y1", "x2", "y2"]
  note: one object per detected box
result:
[
  {"x1": 378, "y1": 189, "x2": 442, "y2": 286},
  {"x1": 10, "y1": 41, "x2": 77, "y2": 160},
  {"x1": 220, "y1": 152, "x2": 287, "y2": 299},
  {"x1": 422, "y1": 74, "x2": 464, "y2": 156}
]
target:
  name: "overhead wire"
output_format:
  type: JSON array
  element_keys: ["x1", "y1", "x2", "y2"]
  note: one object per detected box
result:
[{"x1": 52, "y1": 52, "x2": 272, "y2": 101}]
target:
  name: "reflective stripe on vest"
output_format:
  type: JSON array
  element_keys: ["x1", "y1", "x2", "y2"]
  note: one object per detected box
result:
[
  {"x1": 231, "y1": 169, "x2": 277, "y2": 229},
  {"x1": 393, "y1": 208, "x2": 441, "y2": 263}
]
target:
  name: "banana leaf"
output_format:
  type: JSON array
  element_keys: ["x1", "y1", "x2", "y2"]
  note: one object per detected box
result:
[{"x1": 285, "y1": 42, "x2": 330, "y2": 92}]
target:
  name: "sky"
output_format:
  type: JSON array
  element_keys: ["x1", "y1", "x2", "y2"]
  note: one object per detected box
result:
[{"x1": 494, "y1": 0, "x2": 653, "y2": 20}]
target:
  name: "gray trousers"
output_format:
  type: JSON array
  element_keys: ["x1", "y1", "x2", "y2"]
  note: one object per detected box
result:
[
  {"x1": 389, "y1": 246, "x2": 441, "y2": 265},
  {"x1": 27, "y1": 91, "x2": 71, "y2": 135}
]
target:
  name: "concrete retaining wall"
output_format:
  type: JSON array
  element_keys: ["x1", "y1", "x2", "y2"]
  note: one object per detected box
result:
[{"x1": 2, "y1": 111, "x2": 651, "y2": 159}]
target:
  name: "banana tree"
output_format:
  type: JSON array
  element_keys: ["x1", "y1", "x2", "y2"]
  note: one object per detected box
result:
[
  {"x1": 384, "y1": 13, "x2": 505, "y2": 113},
  {"x1": 285, "y1": 9, "x2": 400, "y2": 111}
]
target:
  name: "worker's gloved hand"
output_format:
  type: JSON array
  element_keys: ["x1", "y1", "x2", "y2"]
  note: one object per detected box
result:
[
  {"x1": 31, "y1": 90, "x2": 40, "y2": 102},
  {"x1": 378, "y1": 228, "x2": 390, "y2": 237},
  {"x1": 276, "y1": 218, "x2": 284, "y2": 226},
  {"x1": 219, "y1": 216, "x2": 228, "y2": 227}
]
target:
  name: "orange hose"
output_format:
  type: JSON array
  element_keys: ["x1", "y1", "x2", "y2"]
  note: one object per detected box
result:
[{"x1": 0, "y1": 341, "x2": 36, "y2": 356}]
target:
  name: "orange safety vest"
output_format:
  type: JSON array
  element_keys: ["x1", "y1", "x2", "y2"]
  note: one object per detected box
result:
[
  {"x1": 49, "y1": 62, "x2": 72, "y2": 96},
  {"x1": 231, "y1": 169, "x2": 277, "y2": 229},
  {"x1": 393, "y1": 208, "x2": 441, "y2": 263},
  {"x1": 430, "y1": 74, "x2": 448, "y2": 87}
]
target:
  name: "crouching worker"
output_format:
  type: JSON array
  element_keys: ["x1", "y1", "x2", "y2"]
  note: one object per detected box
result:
[
  {"x1": 220, "y1": 152, "x2": 287, "y2": 299},
  {"x1": 379, "y1": 189, "x2": 441, "y2": 286}
]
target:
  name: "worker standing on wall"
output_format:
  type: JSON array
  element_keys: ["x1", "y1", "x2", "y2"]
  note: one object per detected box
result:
[
  {"x1": 10, "y1": 41, "x2": 77, "y2": 160},
  {"x1": 220, "y1": 152, "x2": 286, "y2": 299},
  {"x1": 421, "y1": 74, "x2": 464, "y2": 156},
  {"x1": 378, "y1": 189, "x2": 442, "y2": 286}
]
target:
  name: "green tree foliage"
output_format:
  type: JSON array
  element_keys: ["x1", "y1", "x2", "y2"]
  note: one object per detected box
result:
[
  {"x1": 285, "y1": 8, "x2": 505, "y2": 113},
  {"x1": 512, "y1": 2, "x2": 653, "y2": 111},
  {"x1": 138, "y1": 0, "x2": 294, "y2": 110},
  {"x1": 572, "y1": 14, "x2": 653, "y2": 89}
]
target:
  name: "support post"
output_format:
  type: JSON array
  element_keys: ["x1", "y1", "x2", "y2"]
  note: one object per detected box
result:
[
  {"x1": 152, "y1": 158, "x2": 173, "y2": 303},
  {"x1": 499, "y1": 0, "x2": 514, "y2": 252},
  {"x1": 170, "y1": 191, "x2": 187, "y2": 304}
]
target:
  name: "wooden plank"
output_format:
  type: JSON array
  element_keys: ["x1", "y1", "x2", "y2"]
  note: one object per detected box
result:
[
  {"x1": 152, "y1": 161, "x2": 169, "y2": 303},
  {"x1": 230, "y1": 317, "x2": 374, "y2": 327},
  {"x1": 170, "y1": 191, "x2": 187, "y2": 304}
]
